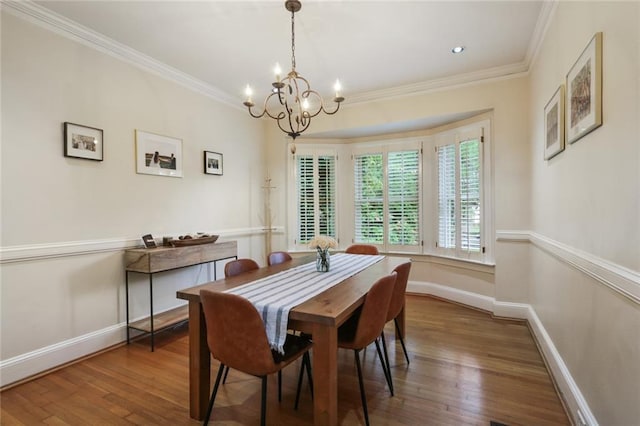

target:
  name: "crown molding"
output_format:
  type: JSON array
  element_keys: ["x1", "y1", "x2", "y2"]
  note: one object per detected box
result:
[
  {"x1": 1, "y1": 0, "x2": 242, "y2": 110},
  {"x1": 3, "y1": 0, "x2": 557, "y2": 108},
  {"x1": 346, "y1": 62, "x2": 529, "y2": 105},
  {"x1": 525, "y1": 0, "x2": 559, "y2": 69}
]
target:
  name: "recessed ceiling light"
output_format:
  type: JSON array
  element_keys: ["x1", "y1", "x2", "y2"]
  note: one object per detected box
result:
[{"x1": 451, "y1": 46, "x2": 465, "y2": 54}]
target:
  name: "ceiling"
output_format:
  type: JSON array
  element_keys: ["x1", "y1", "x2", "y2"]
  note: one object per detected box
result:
[{"x1": 26, "y1": 0, "x2": 549, "y2": 138}]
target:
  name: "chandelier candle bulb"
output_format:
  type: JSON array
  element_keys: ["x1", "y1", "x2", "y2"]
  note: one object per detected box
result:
[
  {"x1": 244, "y1": 85, "x2": 254, "y2": 106},
  {"x1": 274, "y1": 63, "x2": 282, "y2": 82}
]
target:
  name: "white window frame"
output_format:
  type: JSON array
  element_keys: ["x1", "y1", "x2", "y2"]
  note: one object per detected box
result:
[
  {"x1": 424, "y1": 119, "x2": 493, "y2": 263},
  {"x1": 287, "y1": 145, "x2": 340, "y2": 251},
  {"x1": 351, "y1": 139, "x2": 423, "y2": 253}
]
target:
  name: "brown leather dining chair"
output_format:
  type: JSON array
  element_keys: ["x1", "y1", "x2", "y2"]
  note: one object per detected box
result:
[
  {"x1": 335, "y1": 271, "x2": 397, "y2": 426},
  {"x1": 221, "y1": 258, "x2": 260, "y2": 383},
  {"x1": 379, "y1": 261, "x2": 412, "y2": 395},
  {"x1": 224, "y1": 258, "x2": 259, "y2": 278},
  {"x1": 200, "y1": 290, "x2": 313, "y2": 426},
  {"x1": 345, "y1": 244, "x2": 379, "y2": 255},
  {"x1": 267, "y1": 251, "x2": 293, "y2": 266}
]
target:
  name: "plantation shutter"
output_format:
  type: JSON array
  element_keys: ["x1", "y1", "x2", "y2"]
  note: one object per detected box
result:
[
  {"x1": 459, "y1": 139, "x2": 481, "y2": 253},
  {"x1": 354, "y1": 153, "x2": 383, "y2": 244},
  {"x1": 387, "y1": 150, "x2": 420, "y2": 246},
  {"x1": 317, "y1": 155, "x2": 336, "y2": 237},
  {"x1": 437, "y1": 144, "x2": 456, "y2": 249},
  {"x1": 297, "y1": 155, "x2": 315, "y2": 243}
]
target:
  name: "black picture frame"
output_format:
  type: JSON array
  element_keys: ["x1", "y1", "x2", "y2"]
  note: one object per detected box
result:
[
  {"x1": 64, "y1": 122, "x2": 104, "y2": 161},
  {"x1": 204, "y1": 151, "x2": 223, "y2": 175}
]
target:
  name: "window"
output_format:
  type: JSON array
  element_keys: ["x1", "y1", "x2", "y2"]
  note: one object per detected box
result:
[
  {"x1": 434, "y1": 126, "x2": 485, "y2": 261},
  {"x1": 294, "y1": 150, "x2": 337, "y2": 247},
  {"x1": 354, "y1": 153, "x2": 383, "y2": 244},
  {"x1": 288, "y1": 119, "x2": 491, "y2": 263},
  {"x1": 353, "y1": 144, "x2": 421, "y2": 251}
]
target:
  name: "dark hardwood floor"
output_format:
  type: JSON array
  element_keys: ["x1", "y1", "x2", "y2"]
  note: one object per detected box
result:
[{"x1": 1, "y1": 295, "x2": 570, "y2": 425}]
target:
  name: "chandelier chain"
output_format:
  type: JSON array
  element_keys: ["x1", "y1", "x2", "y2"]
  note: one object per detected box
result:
[{"x1": 290, "y1": 8, "x2": 296, "y2": 70}]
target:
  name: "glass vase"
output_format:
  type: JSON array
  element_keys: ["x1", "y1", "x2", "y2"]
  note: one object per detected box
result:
[{"x1": 316, "y1": 248, "x2": 330, "y2": 272}]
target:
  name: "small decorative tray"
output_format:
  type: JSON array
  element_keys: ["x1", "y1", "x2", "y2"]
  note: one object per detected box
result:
[{"x1": 170, "y1": 235, "x2": 219, "y2": 247}]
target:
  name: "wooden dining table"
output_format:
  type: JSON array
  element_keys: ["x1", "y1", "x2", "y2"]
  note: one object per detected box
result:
[{"x1": 176, "y1": 254, "x2": 410, "y2": 426}]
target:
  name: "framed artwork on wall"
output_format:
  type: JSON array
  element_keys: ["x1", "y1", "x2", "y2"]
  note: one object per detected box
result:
[
  {"x1": 204, "y1": 151, "x2": 223, "y2": 175},
  {"x1": 135, "y1": 130, "x2": 183, "y2": 177},
  {"x1": 64, "y1": 122, "x2": 103, "y2": 161},
  {"x1": 544, "y1": 85, "x2": 565, "y2": 160},
  {"x1": 566, "y1": 32, "x2": 603, "y2": 144}
]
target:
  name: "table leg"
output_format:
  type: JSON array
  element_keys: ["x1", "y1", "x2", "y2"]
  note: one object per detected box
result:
[
  {"x1": 311, "y1": 323, "x2": 338, "y2": 426},
  {"x1": 188, "y1": 301, "x2": 210, "y2": 420}
]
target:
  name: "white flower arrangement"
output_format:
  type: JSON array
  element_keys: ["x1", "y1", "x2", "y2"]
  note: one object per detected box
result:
[{"x1": 308, "y1": 235, "x2": 338, "y2": 251}]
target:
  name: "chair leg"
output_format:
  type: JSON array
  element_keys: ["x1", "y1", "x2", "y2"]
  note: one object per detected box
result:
[
  {"x1": 260, "y1": 376, "x2": 267, "y2": 426},
  {"x1": 394, "y1": 318, "x2": 410, "y2": 364},
  {"x1": 376, "y1": 336, "x2": 394, "y2": 396},
  {"x1": 354, "y1": 350, "x2": 370, "y2": 426},
  {"x1": 304, "y1": 351, "x2": 314, "y2": 399},
  {"x1": 222, "y1": 365, "x2": 230, "y2": 384},
  {"x1": 203, "y1": 363, "x2": 225, "y2": 425},
  {"x1": 295, "y1": 352, "x2": 314, "y2": 410},
  {"x1": 295, "y1": 357, "x2": 304, "y2": 410},
  {"x1": 278, "y1": 370, "x2": 282, "y2": 402}
]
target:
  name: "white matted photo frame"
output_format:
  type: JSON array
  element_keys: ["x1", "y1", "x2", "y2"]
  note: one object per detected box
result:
[
  {"x1": 204, "y1": 151, "x2": 223, "y2": 175},
  {"x1": 64, "y1": 122, "x2": 103, "y2": 161},
  {"x1": 566, "y1": 32, "x2": 603, "y2": 144},
  {"x1": 544, "y1": 85, "x2": 565, "y2": 160},
  {"x1": 135, "y1": 130, "x2": 183, "y2": 177}
]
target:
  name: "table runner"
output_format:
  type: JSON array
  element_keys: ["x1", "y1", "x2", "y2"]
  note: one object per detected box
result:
[{"x1": 225, "y1": 253, "x2": 384, "y2": 353}]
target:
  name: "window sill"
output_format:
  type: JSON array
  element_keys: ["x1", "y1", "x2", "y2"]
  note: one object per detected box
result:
[
  {"x1": 288, "y1": 249, "x2": 495, "y2": 274},
  {"x1": 386, "y1": 252, "x2": 495, "y2": 274}
]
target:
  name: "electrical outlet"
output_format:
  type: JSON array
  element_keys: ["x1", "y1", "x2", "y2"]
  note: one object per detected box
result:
[{"x1": 577, "y1": 409, "x2": 588, "y2": 426}]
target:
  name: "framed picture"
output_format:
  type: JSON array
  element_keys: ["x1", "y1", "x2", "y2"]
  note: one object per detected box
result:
[
  {"x1": 566, "y1": 32, "x2": 603, "y2": 144},
  {"x1": 204, "y1": 151, "x2": 223, "y2": 175},
  {"x1": 64, "y1": 122, "x2": 103, "y2": 161},
  {"x1": 544, "y1": 85, "x2": 565, "y2": 160},
  {"x1": 135, "y1": 130, "x2": 183, "y2": 177}
]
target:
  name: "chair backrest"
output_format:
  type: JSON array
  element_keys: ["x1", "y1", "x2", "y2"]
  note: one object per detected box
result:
[
  {"x1": 345, "y1": 244, "x2": 379, "y2": 255},
  {"x1": 267, "y1": 251, "x2": 292, "y2": 266},
  {"x1": 200, "y1": 290, "x2": 278, "y2": 376},
  {"x1": 386, "y1": 261, "x2": 412, "y2": 322},
  {"x1": 350, "y1": 272, "x2": 397, "y2": 349},
  {"x1": 224, "y1": 258, "x2": 259, "y2": 278}
]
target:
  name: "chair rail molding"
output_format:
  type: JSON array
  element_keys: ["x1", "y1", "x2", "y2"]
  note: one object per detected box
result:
[
  {"x1": 497, "y1": 230, "x2": 640, "y2": 304},
  {"x1": 0, "y1": 227, "x2": 283, "y2": 263}
]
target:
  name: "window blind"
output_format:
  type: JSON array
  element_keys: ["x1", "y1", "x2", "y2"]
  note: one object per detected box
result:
[
  {"x1": 297, "y1": 155, "x2": 315, "y2": 243},
  {"x1": 388, "y1": 150, "x2": 420, "y2": 245},
  {"x1": 459, "y1": 139, "x2": 481, "y2": 253},
  {"x1": 437, "y1": 144, "x2": 456, "y2": 249},
  {"x1": 354, "y1": 153, "x2": 383, "y2": 244},
  {"x1": 317, "y1": 155, "x2": 336, "y2": 237}
]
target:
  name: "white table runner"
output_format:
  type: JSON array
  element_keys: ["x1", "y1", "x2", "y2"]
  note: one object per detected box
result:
[{"x1": 225, "y1": 253, "x2": 384, "y2": 353}]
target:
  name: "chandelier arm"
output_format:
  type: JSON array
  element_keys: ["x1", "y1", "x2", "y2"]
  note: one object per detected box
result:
[{"x1": 320, "y1": 101, "x2": 342, "y2": 116}]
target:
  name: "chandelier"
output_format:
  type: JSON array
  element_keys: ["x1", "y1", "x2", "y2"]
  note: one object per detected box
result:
[{"x1": 243, "y1": 0, "x2": 344, "y2": 140}]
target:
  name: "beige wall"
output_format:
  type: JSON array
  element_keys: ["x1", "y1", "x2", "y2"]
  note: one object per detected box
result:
[
  {"x1": 267, "y1": 76, "x2": 532, "y2": 303},
  {"x1": 528, "y1": 2, "x2": 640, "y2": 424},
  {"x1": 1, "y1": 12, "x2": 268, "y2": 366}
]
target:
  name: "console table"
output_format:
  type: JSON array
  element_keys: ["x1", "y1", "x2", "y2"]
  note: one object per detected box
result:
[{"x1": 124, "y1": 240, "x2": 237, "y2": 351}]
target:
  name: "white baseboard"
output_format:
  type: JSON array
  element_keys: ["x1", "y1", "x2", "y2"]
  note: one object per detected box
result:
[
  {"x1": 407, "y1": 280, "x2": 495, "y2": 312},
  {"x1": 407, "y1": 279, "x2": 597, "y2": 426},
  {"x1": 0, "y1": 323, "x2": 126, "y2": 388},
  {"x1": 526, "y1": 306, "x2": 599, "y2": 426}
]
